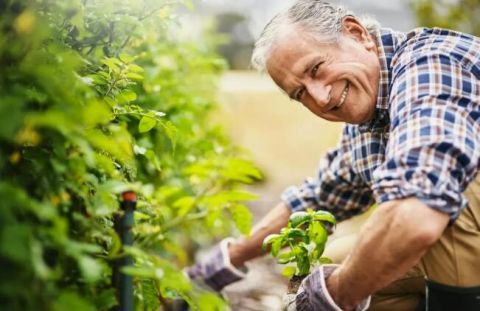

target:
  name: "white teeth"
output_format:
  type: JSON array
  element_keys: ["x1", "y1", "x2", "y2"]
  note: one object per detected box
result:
[{"x1": 336, "y1": 83, "x2": 349, "y2": 108}]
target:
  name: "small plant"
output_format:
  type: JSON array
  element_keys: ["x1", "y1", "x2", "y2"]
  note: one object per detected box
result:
[{"x1": 263, "y1": 209, "x2": 336, "y2": 292}]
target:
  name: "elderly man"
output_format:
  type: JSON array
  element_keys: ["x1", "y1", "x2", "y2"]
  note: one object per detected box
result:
[{"x1": 187, "y1": 1, "x2": 480, "y2": 310}]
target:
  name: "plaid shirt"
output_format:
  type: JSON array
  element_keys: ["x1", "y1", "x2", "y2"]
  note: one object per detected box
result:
[{"x1": 281, "y1": 28, "x2": 480, "y2": 223}]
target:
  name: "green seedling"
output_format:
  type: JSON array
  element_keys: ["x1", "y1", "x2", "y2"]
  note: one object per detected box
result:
[{"x1": 262, "y1": 209, "x2": 336, "y2": 278}]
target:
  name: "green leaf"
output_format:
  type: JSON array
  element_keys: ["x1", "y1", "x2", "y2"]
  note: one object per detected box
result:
[
  {"x1": 221, "y1": 158, "x2": 263, "y2": 183},
  {"x1": 53, "y1": 292, "x2": 95, "y2": 311},
  {"x1": 86, "y1": 127, "x2": 135, "y2": 166},
  {"x1": 102, "y1": 57, "x2": 121, "y2": 71},
  {"x1": 78, "y1": 256, "x2": 103, "y2": 283},
  {"x1": 97, "y1": 180, "x2": 135, "y2": 195},
  {"x1": 286, "y1": 228, "x2": 308, "y2": 243},
  {"x1": 139, "y1": 115, "x2": 157, "y2": 133},
  {"x1": 173, "y1": 196, "x2": 195, "y2": 217},
  {"x1": 144, "y1": 150, "x2": 162, "y2": 171},
  {"x1": 277, "y1": 251, "x2": 295, "y2": 264},
  {"x1": 311, "y1": 243, "x2": 326, "y2": 263},
  {"x1": 262, "y1": 233, "x2": 281, "y2": 250},
  {"x1": 0, "y1": 96, "x2": 25, "y2": 140},
  {"x1": 119, "y1": 53, "x2": 134, "y2": 63},
  {"x1": 92, "y1": 288, "x2": 117, "y2": 310},
  {"x1": 0, "y1": 225, "x2": 31, "y2": 262},
  {"x1": 309, "y1": 220, "x2": 328, "y2": 246},
  {"x1": 204, "y1": 191, "x2": 257, "y2": 207},
  {"x1": 83, "y1": 99, "x2": 111, "y2": 126},
  {"x1": 228, "y1": 204, "x2": 252, "y2": 235},
  {"x1": 127, "y1": 63, "x2": 144, "y2": 72},
  {"x1": 85, "y1": 74, "x2": 107, "y2": 85},
  {"x1": 196, "y1": 292, "x2": 228, "y2": 311},
  {"x1": 312, "y1": 210, "x2": 336, "y2": 225},
  {"x1": 288, "y1": 211, "x2": 311, "y2": 228},
  {"x1": 31, "y1": 240, "x2": 54, "y2": 279},
  {"x1": 118, "y1": 90, "x2": 137, "y2": 103},
  {"x1": 160, "y1": 120, "x2": 178, "y2": 149},
  {"x1": 297, "y1": 255, "x2": 310, "y2": 276},
  {"x1": 282, "y1": 266, "x2": 297, "y2": 278},
  {"x1": 121, "y1": 266, "x2": 164, "y2": 279},
  {"x1": 271, "y1": 237, "x2": 284, "y2": 257},
  {"x1": 293, "y1": 245, "x2": 310, "y2": 276},
  {"x1": 126, "y1": 72, "x2": 144, "y2": 80}
]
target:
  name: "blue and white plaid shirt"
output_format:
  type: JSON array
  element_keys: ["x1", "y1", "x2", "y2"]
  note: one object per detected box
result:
[{"x1": 281, "y1": 28, "x2": 480, "y2": 223}]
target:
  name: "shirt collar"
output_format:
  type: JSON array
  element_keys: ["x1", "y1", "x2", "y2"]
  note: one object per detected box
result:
[{"x1": 358, "y1": 28, "x2": 407, "y2": 133}]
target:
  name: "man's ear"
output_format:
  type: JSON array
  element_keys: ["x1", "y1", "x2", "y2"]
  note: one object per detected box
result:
[{"x1": 341, "y1": 16, "x2": 376, "y2": 50}]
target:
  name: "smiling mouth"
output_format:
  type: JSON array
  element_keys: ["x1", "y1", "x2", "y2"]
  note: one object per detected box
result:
[{"x1": 335, "y1": 82, "x2": 349, "y2": 108}]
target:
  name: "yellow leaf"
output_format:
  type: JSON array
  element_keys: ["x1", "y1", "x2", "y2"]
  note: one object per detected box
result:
[
  {"x1": 9, "y1": 151, "x2": 21, "y2": 164},
  {"x1": 14, "y1": 10, "x2": 35, "y2": 34}
]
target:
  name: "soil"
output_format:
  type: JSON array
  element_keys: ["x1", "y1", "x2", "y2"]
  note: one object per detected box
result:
[{"x1": 287, "y1": 275, "x2": 306, "y2": 294}]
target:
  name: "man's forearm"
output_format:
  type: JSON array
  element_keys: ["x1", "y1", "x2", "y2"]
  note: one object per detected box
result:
[
  {"x1": 229, "y1": 202, "x2": 292, "y2": 268},
  {"x1": 327, "y1": 197, "x2": 449, "y2": 310}
]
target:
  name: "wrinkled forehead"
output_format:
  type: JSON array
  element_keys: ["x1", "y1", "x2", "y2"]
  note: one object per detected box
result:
[
  {"x1": 265, "y1": 28, "x2": 338, "y2": 78},
  {"x1": 266, "y1": 24, "x2": 339, "y2": 63}
]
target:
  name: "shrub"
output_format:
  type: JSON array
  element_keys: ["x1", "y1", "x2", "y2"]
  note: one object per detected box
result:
[{"x1": 0, "y1": 0, "x2": 261, "y2": 309}]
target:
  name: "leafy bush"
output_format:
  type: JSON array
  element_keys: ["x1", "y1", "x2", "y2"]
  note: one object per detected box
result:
[
  {"x1": 0, "y1": 0, "x2": 261, "y2": 310},
  {"x1": 412, "y1": 0, "x2": 480, "y2": 35}
]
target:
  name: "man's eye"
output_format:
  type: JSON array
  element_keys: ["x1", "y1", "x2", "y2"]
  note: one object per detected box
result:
[
  {"x1": 311, "y1": 62, "x2": 322, "y2": 77},
  {"x1": 295, "y1": 88, "x2": 305, "y2": 101}
]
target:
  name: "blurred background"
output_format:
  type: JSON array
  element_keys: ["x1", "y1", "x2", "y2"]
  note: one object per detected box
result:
[{"x1": 177, "y1": 0, "x2": 480, "y2": 309}]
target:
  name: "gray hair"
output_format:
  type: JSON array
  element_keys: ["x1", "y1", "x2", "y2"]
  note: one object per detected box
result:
[{"x1": 251, "y1": 0, "x2": 381, "y2": 71}]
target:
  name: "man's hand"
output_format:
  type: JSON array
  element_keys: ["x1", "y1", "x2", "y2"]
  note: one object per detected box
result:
[
  {"x1": 284, "y1": 265, "x2": 371, "y2": 311},
  {"x1": 187, "y1": 202, "x2": 292, "y2": 291},
  {"x1": 178, "y1": 202, "x2": 290, "y2": 309},
  {"x1": 186, "y1": 238, "x2": 247, "y2": 291}
]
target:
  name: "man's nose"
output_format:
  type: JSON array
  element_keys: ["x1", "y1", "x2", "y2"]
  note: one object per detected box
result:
[{"x1": 306, "y1": 81, "x2": 332, "y2": 107}]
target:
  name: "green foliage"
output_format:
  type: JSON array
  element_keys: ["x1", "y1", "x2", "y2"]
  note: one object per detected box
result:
[
  {"x1": 0, "y1": 0, "x2": 261, "y2": 310},
  {"x1": 411, "y1": 0, "x2": 480, "y2": 35},
  {"x1": 263, "y1": 210, "x2": 336, "y2": 277}
]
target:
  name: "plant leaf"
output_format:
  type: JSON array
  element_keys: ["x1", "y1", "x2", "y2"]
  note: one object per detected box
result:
[
  {"x1": 282, "y1": 266, "x2": 297, "y2": 278},
  {"x1": 271, "y1": 237, "x2": 284, "y2": 257},
  {"x1": 319, "y1": 257, "x2": 333, "y2": 264},
  {"x1": 262, "y1": 233, "x2": 281, "y2": 250},
  {"x1": 309, "y1": 220, "x2": 328, "y2": 245},
  {"x1": 312, "y1": 210, "x2": 336, "y2": 225},
  {"x1": 277, "y1": 251, "x2": 295, "y2": 264},
  {"x1": 139, "y1": 115, "x2": 157, "y2": 133},
  {"x1": 119, "y1": 53, "x2": 134, "y2": 63},
  {"x1": 229, "y1": 204, "x2": 252, "y2": 235},
  {"x1": 288, "y1": 211, "x2": 311, "y2": 228},
  {"x1": 118, "y1": 90, "x2": 137, "y2": 103}
]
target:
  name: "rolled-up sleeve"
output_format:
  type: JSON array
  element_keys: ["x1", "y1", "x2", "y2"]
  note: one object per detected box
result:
[
  {"x1": 281, "y1": 126, "x2": 374, "y2": 222},
  {"x1": 372, "y1": 52, "x2": 480, "y2": 222}
]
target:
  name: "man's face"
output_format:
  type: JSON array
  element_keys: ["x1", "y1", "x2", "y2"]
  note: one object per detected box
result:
[{"x1": 266, "y1": 18, "x2": 380, "y2": 124}]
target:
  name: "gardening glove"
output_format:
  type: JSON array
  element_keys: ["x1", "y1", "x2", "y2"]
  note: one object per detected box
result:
[
  {"x1": 284, "y1": 264, "x2": 371, "y2": 311},
  {"x1": 186, "y1": 238, "x2": 248, "y2": 292}
]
